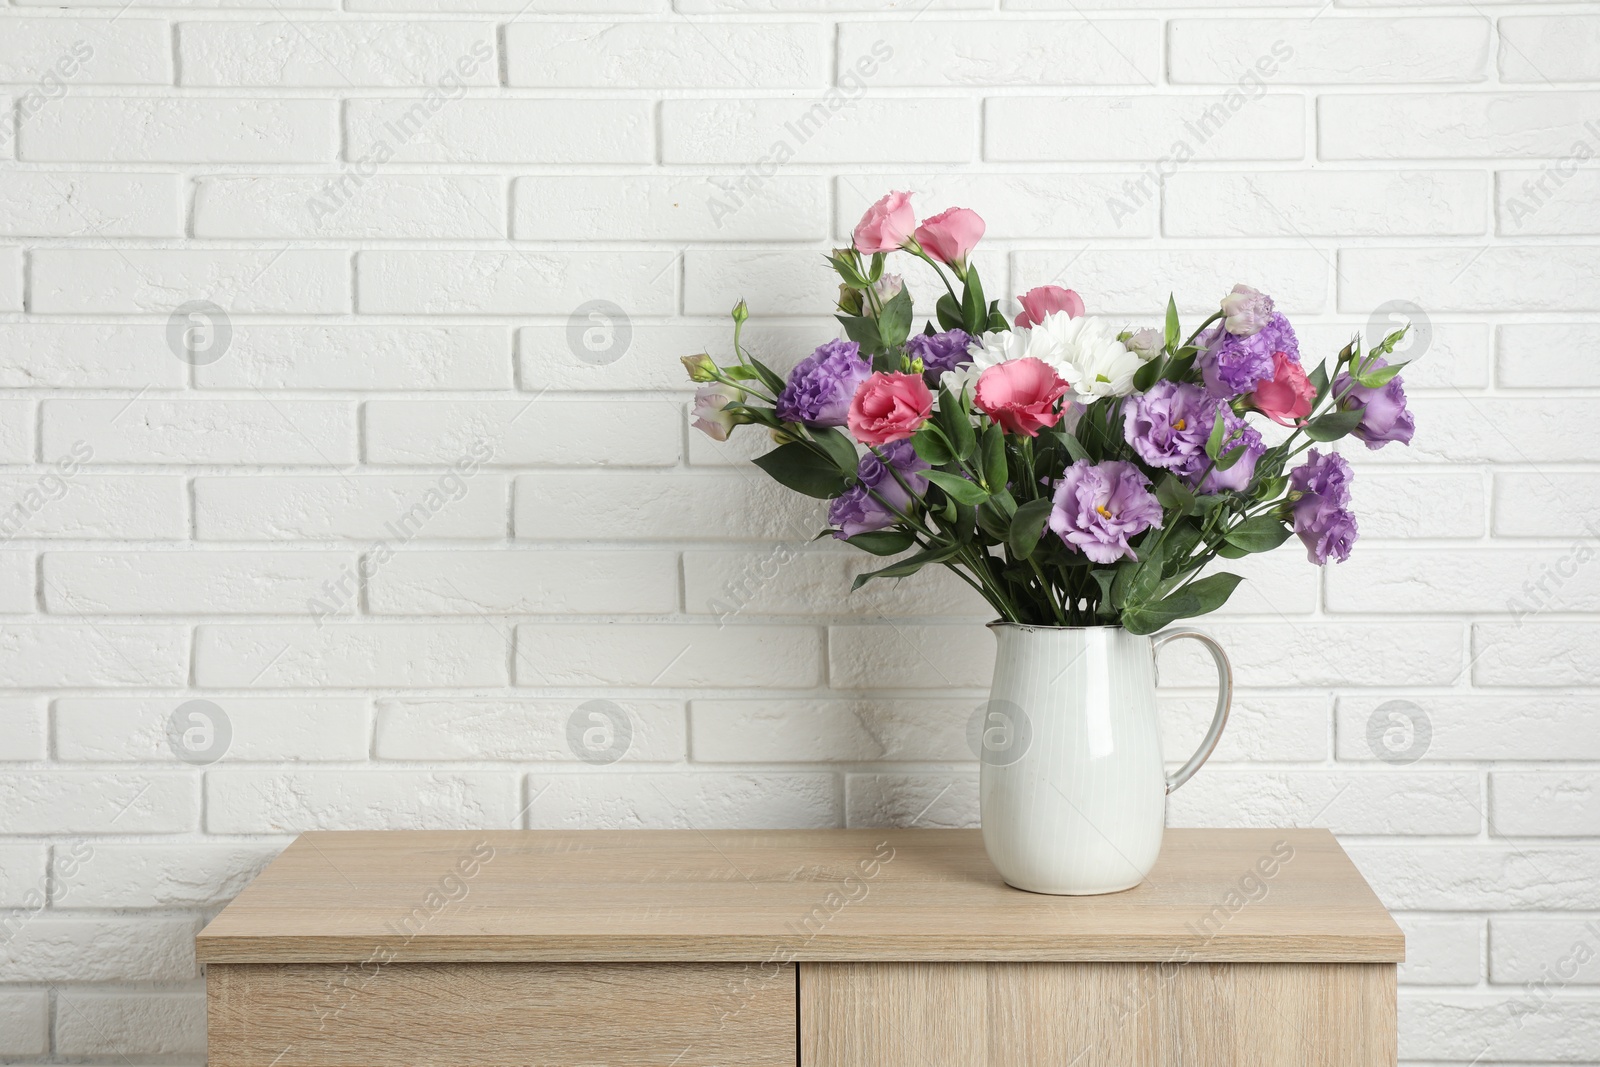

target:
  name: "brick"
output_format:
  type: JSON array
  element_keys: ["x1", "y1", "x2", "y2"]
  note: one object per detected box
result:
[
  {"x1": 53, "y1": 992, "x2": 205, "y2": 1056},
  {"x1": 837, "y1": 172, "x2": 1158, "y2": 238},
  {"x1": 21, "y1": 98, "x2": 337, "y2": 162},
  {"x1": 1337, "y1": 694, "x2": 1600, "y2": 762},
  {"x1": 1011, "y1": 248, "x2": 1327, "y2": 315},
  {"x1": 843, "y1": 20, "x2": 1158, "y2": 85},
  {"x1": 1355, "y1": 397, "x2": 1594, "y2": 463},
  {"x1": 0, "y1": 544, "x2": 26, "y2": 608},
  {"x1": 1328, "y1": 548, "x2": 1600, "y2": 614},
  {"x1": 1346, "y1": 843, "x2": 1600, "y2": 909},
  {"x1": 0, "y1": 992, "x2": 48, "y2": 1056},
  {"x1": 206, "y1": 769, "x2": 519, "y2": 832},
  {"x1": 1163, "y1": 692, "x2": 1328, "y2": 763},
  {"x1": 0, "y1": 323, "x2": 185, "y2": 388},
  {"x1": 515, "y1": 623, "x2": 823, "y2": 687},
  {"x1": 1476, "y1": 622, "x2": 1600, "y2": 686},
  {"x1": 1499, "y1": 324, "x2": 1600, "y2": 388},
  {"x1": 180, "y1": 22, "x2": 496, "y2": 86},
  {"x1": 43, "y1": 399, "x2": 356, "y2": 464},
  {"x1": 363, "y1": 400, "x2": 679, "y2": 467},
  {"x1": 684, "y1": 249, "x2": 864, "y2": 317},
  {"x1": 662, "y1": 98, "x2": 974, "y2": 164},
  {"x1": 194, "y1": 175, "x2": 504, "y2": 239},
  {"x1": 1498, "y1": 169, "x2": 1600, "y2": 236},
  {"x1": 507, "y1": 22, "x2": 824, "y2": 88},
  {"x1": 0, "y1": 19, "x2": 171, "y2": 83},
  {"x1": 0, "y1": 917, "x2": 196, "y2": 982},
  {"x1": 1170, "y1": 18, "x2": 1488, "y2": 84},
  {"x1": 1399, "y1": 993, "x2": 1600, "y2": 1062},
  {"x1": 514, "y1": 175, "x2": 826, "y2": 242},
  {"x1": 43, "y1": 550, "x2": 349, "y2": 615},
  {"x1": 1493, "y1": 772, "x2": 1600, "y2": 837},
  {"x1": 1499, "y1": 15, "x2": 1600, "y2": 82},
  {"x1": 1169, "y1": 770, "x2": 1481, "y2": 835},
  {"x1": 1162, "y1": 622, "x2": 1463, "y2": 687},
  {"x1": 31, "y1": 248, "x2": 350, "y2": 314},
  {"x1": 0, "y1": 843, "x2": 46, "y2": 905},
  {"x1": 985, "y1": 95, "x2": 1304, "y2": 162},
  {"x1": 1320, "y1": 92, "x2": 1600, "y2": 159},
  {"x1": 1006, "y1": 0, "x2": 1314, "y2": 7},
  {"x1": 524, "y1": 771, "x2": 838, "y2": 829},
  {"x1": 685, "y1": 0, "x2": 982, "y2": 7},
  {"x1": 376, "y1": 698, "x2": 686, "y2": 762},
  {"x1": 683, "y1": 548, "x2": 988, "y2": 619},
  {"x1": 0, "y1": 171, "x2": 181, "y2": 237},
  {"x1": 358, "y1": 250, "x2": 675, "y2": 316},
  {"x1": 346, "y1": 99, "x2": 652, "y2": 163},
  {"x1": 0, "y1": 402, "x2": 30, "y2": 465},
  {"x1": 515, "y1": 472, "x2": 825, "y2": 542},
  {"x1": 830, "y1": 623, "x2": 991, "y2": 689},
  {"x1": 22, "y1": 0, "x2": 331, "y2": 7},
  {"x1": 0, "y1": 625, "x2": 185, "y2": 686},
  {"x1": 1495, "y1": 472, "x2": 1600, "y2": 537},
  {"x1": 0, "y1": 475, "x2": 187, "y2": 541},
  {"x1": 368, "y1": 550, "x2": 677, "y2": 615},
  {"x1": 194, "y1": 474, "x2": 507, "y2": 541},
  {"x1": 56, "y1": 843, "x2": 281, "y2": 908},
  {"x1": 54, "y1": 697, "x2": 368, "y2": 760},
  {"x1": 0, "y1": 699, "x2": 46, "y2": 760},
  {"x1": 692, "y1": 698, "x2": 973, "y2": 762},
  {"x1": 1490, "y1": 916, "x2": 1600, "y2": 984},
  {"x1": 356, "y1": 0, "x2": 661, "y2": 9},
  {"x1": 1395, "y1": 915, "x2": 1482, "y2": 986},
  {"x1": 520, "y1": 322, "x2": 820, "y2": 393},
  {"x1": 0, "y1": 771, "x2": 194, "y2": 833},
  {"x1": 198, "y1": 325, "x2": 512, "y2": 390},
  {"x1": 1295, "y1": 320, "x2": 1489, "y2": 391},
  {"x1": 1205, "y1": 545, "x2": 1319, "y2": 616},
  {"x1": 195, "y1": 623, "x2": 509, "y2": 688},
  {"x1": 846, "y1": 773, "x2": 977, "y2": 829},
  {"x1": 1164, "y1": 170, "x2": 1485, "y2": 237},
  {"x1": 0, "y1": 246, "x2": 17, "y2": 310}
]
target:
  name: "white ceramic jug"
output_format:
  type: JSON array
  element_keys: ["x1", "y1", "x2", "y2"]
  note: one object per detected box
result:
[{"x1": 976, "y1": 623, "x2": 1232, "y2": 895}]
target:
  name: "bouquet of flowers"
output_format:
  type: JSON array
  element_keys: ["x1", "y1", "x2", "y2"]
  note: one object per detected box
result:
[{"x1": 683, "y1": 191, "x2": 1415, "y2": 635}]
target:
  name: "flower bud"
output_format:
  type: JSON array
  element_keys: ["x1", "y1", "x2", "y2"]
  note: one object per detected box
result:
[
  {"x1": 730, "y1": 299, "x2": 749, "y2": 325},
  {"x1": 681, "y1": 353, "x2": 718, "y2": 383}
]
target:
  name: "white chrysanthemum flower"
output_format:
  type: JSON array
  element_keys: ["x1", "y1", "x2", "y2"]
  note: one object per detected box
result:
[
  {"x1": 939, "y1": 325, "x2": 1067, "y2": 398},
  {"x1": 1036, "y1": 313, "x2": 1145, "y2": 402}
]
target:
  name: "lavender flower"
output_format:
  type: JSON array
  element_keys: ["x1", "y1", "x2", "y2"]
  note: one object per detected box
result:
[
  {"x1": 1220, "y1": 284, "x2": 1275, "y2": 337},
  {"x1": 1048, "y1": 460, "x2": 1164, "y2": 564},
  {"x1": 1333, "y1": 359, "x2": 1415, "y2": 450},
  {"x1": 1197, "y1": 312, "x2": 1300, "y2": 400},
  {"x1": 1198, "y1": 410, "x2": 1266, "y2": 494},
  {"x1": 1288, "y1": 449, "x2": 1358, "y2": 564},
  {"x1": 1122, "y1": 382, "x2": 1264, "y2": 493},
  {"x1": 906, "y1": 329, "x2": 974, "y2": 387},
  {"x1": 775, "y1": 339, "x2": 871, "y2": 427},
  {"x1": 830, "y1": 440, "x2": 929, "y2": 539}
]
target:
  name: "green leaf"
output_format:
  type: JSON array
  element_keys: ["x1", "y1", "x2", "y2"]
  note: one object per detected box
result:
[
  {"x1": 1132, "y1": 356, "x2": 1162, "y2": 392},
  {"x1": 1308, "y1": 360, "x2": 1330, "y2": 406},
  {"x1": 1091, "y1": 569, "x2": 1117, "y2": 616},
  {"x1": 960, "y1": 264, "x2": 988, "y2": 337},
  {"x1": 1120, "y1": 572, "x2": 1245, "y2": 635},
  {"x1": 924, "y1": 469, "x2": 989, "y2": 506},
  {"x1": 809, "y1": 426, "x2": 860, "y2": 476},
  {"x1": 1353, "y1": 362, "x2": 1405, "y2": 389},
  {"x1": 725, "y1": 401, "x2": 781, "y2": 429},
  {"x1": 1164, "y1": 295, "x2": 1180, "y2": 351},
  {"x1": 846, "y1": 530, "x2": 915, "y2": 556},
  {"x1": 1055, "y1": 430, "x2": 1091, "y2": 465},
  {"x1": 1256, "y1": 475, "x2": 1289, "y2": 501},
  {"x1": 867, "y1": 252, "x2": 885, "y2": 284},
  {"x1": 936, "y1": 386, "x2": 976, "y2": 461},
  {"x1": 1203, "y1": 404, "x2": 1230, "y2": 460},
  {"x1": 1007, "y1": 497, "x2": 1054, "y2": 560},
  {"x1": 871, "y1": 349, "x2": 901, "y2": 374},
  {"x1": 935, "y1": 293, "x2": 963, "y2": 333},
  {"x1": 979, "y1": 423, "x2": 1007, "y2": 492},
  {"x1": 850, "y1": 541, "x2": 963, "y2": 591},
  {"x1": 976, "y1": 499, "x2": 1012, "y2": 541},
  {"x1": 1222, "y1": 514, "x2": 1292, "y2": 553},
  {"x1": 1213, "y1": 442, "x2": 1249, "y2": 471},
  {"x1": 1154, "y1": 474, "x2": 1195, "y2": 513},
  {"x1": 745, "y1": 357, "x2": 786, "y2": 396},
  {"x1": 910, "y1": 425, "x2": 954, "y2": 466},
  {"x1": 987, "y1": 308, "x2": 1010, "y2": 332},
  {"x1": 1303, "y1": 408, "x2": 1364, "y2": 442},
  {"x1": 837, "y1": 314, "x2": 882, "y2": 353},
  {"x1": 751, "y1": 442, "x2": 848, "y2": 499},
  {"x1": 829, "y1": 252, "x2": 866, "y2": 288},
  {"x1": 877, "y1": 287, "x2": 914, "y2": 350}
]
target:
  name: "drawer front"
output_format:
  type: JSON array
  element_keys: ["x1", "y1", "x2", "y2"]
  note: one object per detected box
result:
[{"x1": 208, "y1": 961, "x2": 796, "y2": 1067}]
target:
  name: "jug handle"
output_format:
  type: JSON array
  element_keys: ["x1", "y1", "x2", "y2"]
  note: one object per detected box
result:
[{"x1": 1153, "y1": 629, "x2": 1233, "y2": 794}]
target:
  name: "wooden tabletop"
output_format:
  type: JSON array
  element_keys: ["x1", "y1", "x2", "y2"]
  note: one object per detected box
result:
[{"x1": 195, "y1": 828, "x2": 1403, "y2": 965}]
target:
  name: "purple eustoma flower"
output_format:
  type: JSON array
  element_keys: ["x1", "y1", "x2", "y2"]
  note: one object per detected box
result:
[
  {"x1": 775, "y1": 338, "x2": 871, "y2": 428},
  {"x1": 1220, "y1": 284, "x2": 1275, "y2": 337},
  {"x1": 1333, "y1": 360, "x2": 1415, "y2": 450},
  {"x1": 1048, "y1": 460, "x2": 1164, "y2": 564},
  {"x1": 1197, "y1": 312, "x2": 1300, "y2": 400},
  {"x1": 1288, "y1": 449, "x2": 1358, "y2": 565},
  {"x1": 905, "y1": 329, "x2": 974, "y2": 387},
  {"x1": 1199, "y1": 410, "x2": 1266, "y2": 494},
  {"x1": 830, "y1": 440, "x2": 929, "y2": 539},
  {"x1": 1121, "y1": 382, "x2": 1265, "y2": 493}
]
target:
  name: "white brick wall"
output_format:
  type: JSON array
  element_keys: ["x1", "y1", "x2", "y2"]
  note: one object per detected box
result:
[{"x1": 0, "y1": 3, "x2": 1594, "y2": 1064}]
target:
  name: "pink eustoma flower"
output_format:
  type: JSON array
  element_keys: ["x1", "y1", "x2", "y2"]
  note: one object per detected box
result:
[
  {"x1": 914, "y1": 207, "x2": 985, "y2": 271},
  {"x1": 1015, "y1": 285, "x2": 1086, "y2": 329},
  {"x1": 847, "y1": 372, "x2": 933, "y2": 445},
  {"x1": 1250, "y1": 351, "x2": 1315, "y2": 426},
  {"x1": 853, "y1": 191, "x2": 917, "y2": 255},
  {"x1": 974, "y1": 357, "x2": 1069, "y2": 437}
]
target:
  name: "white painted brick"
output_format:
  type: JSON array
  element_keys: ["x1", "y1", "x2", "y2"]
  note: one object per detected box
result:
[
  {"x1": 0, "y1": 917, "x2": 195, "y2": 982},
  {"x1": 53, "y1": 992, "x2": 205, "y2": 1056},
  {"x1": 1499, "y1": 15, "x2": 1600, "y2": 83},
  {"x1": 1162, "y1": 692, "x2": 1328, "y2": 763},
  {"x1": 42, "y1": 551, "x2": 352, "y2": 614},
  {"x1": 195, "y1": 623, "x2": 508, "y2": 688},
  {"x1": 0, "y1": 625, "x2": 186, "y2": 686},
  {"x1": 363, "y1": 400, "x2": 679, "y2": 467},
  {"x1": 0, "y1": 550, "x2": 30, "y2": 612},
  {"x1": 1329, "y1": 548, "x2": 1600, "y2": 615},
  {"x1": 1495, "y1": 472, "x2": 1600, "y2": 537},
  {"x1": 43, "y1": 399, "x2": 355, "y2": 464},
  {"x1": 194, "y1": 175, "x2": 504, "y2": 239},
  {"x1": 515, "y1": 472, "x2": 825, "y2": 542},
  {"x1": 345, "y1": 98, "x2": 652, "y2": 164},
  {"x1": 692, "y1": 698, "x2": 974, "y2": 762},
  {"x1": 684, "y1": 248, "x2": 860, "y2": 317},
  {"x1": 1347, "y1": 843, "x2": 1600, "y2": 910},
  {"x1": 206, "y1": 769, "x2": 519, "y2": 832},
  {"x1": 1396, "y1": 915, "x2": 1483, "y2": 986},
  {"x1": 356, "y1": 0, "x2": 661, "y2": 10},
  {"x1": 1008, "y1": 0, "x2": 1314, "y2": 7},
  {"x1": 368, "y1": 550, "x2": 677, "y2": 615},
  {"x1": 525, "y1": 771, "x2": 838, "y2": 829},
  {"x1": 31, "y1": 248, "x2": 349, "y2": 314},
  {"x1": 515, "y1": 623, "x2": 823, "y2": 688},
  {"x1": 1493, "y1": 772, "x2": 1600, "y2": 837},
  {"x1": 507, "y1": 22, "x2": 824, "y2": 88},
  {"x1": 662, "y1": 98, "x2": 974, "y2": 164},
  {"x1": 1499, "y1": 324, "x2": 1600, "y2": 388},
  {"x1": 1346, "y1": 246, "x2": 1600, "y2": 313},
  {"x1": 1349, "y1": 398, "x2": 1592, "y2": 464},
  {"x1": 376, "y1": 698, "x2": 686, "y2": 761},
  {"x1": 0, "y1": 771, "x2": 195, "y2": 832},
  {"x1": 180, "y1": 22, "x2": 496, "y2": 86},
  {"x1": 830, "y1": 623, "x2": 992, "y2": 689},
  {"x1": 0, "y1": 843, "x2": 46, "y2": 905},
  {"x1": 0, "y1": 992, "x2": 48, "y2": 1056},
  {"x1": 21, "y1": 98, "x2": 337, "y2": 162},
  {"x1": 985, "y1": 95, "x2": 1305, "y2": 162},
  {"x1": 1337, "y1": 695, "x2": 1600, "y2": 762},
  {"x1": 1475, "y1": 623, "x2": 1600, "y2": 687},
  {"x1": 1400, "y1": 993, "x2": 1600, "y2": 1062},
  {"x1": 1295, "y1": 320, "x2": 1489, "y2": 392},
  {"x1": 0, "y1": 403, "x2": 30, "y2": 465},
  {"x1": 55, "y1": 697, "x2": 367, "y2": 760},
  {"x1": 358, "y1": 250, "x2": 675, "y2": 316},
  {"x1": 1320, "y1": 92, "x2": 1600, "y2": 159},
  {"x1": 1160, "y1": 622, "x2": 1464, "y2": 687},
  {"x1": 1203, "y1": 545, "x2": 1319, "y2": 617},
  {"x1": 0, "y1": 475, "x2": 187, "y2": 541},
  {"x1": 844, "y1": 20, "x2": 1158, "y2": 86},
  {"x1": 1170, "y1": 18, "x2": 1488, "y2": 84},
  {"x1": 1011, "y1": 248, "x2": 1327, "y2": 315},
  {"x1": 1164, "y1": 170, "x2": 1485, "y2": 237},
  {"x1": 846, "y1": 772, "x2": 977, "y2": 828},
  {"x1": 686, "y1": 0, "x2": 982, "y2": 8},
  {"x1": 0, "y1": 171, "x2": 180, "y2": 237},
  {"x1": 514, "y1": 175, "x2": 826, "y2": 242},
  {"x1": 1490, "y1": 916, "x2": 1600, "y2": 984},
  {"x1": 0, "y1": 246, "x2": 18, "y2": 310},
  {"x1": 199, "y1": 325, "x2": 512, "y2": 390},
  {"x1": 0, "y1": 323, "x2": 184, "y2": 388},
  {"x1": 56, "y1": 842, "x2": 281, "y2": 908},
  {"x1": 0, "y1": 104, "x2": 10, "y2": 166},
  {"x1": 0, "y1": 699, "x2": 46, "y2": 760},
  {"x1": 1168, "y1": 770, "x2": 1481, "y2": 835},
  {"x1": 1499, "y1": 169, "x2": 1600, "y2": 238},
  {"x1": 194, "y1": 474, "x2": 507, "y2": 541},
  {"x1": 682, "y1": 548, "x2": 988, "y2": 619},
  {"x1": 836, "y1": 172, "x2": 1158, "y2": 238},
  {"x1": 520, "y1": 322, "x2": 820, "y2": 393},
  {"x1": 0, "y1": 19, "x2": 171, "y2": 84},
  {"x1": 21, "y1": 0, "x2": 332, "y2": 8}
]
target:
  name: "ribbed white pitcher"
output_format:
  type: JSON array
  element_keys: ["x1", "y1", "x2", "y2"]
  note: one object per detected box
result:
[{"x1": 977, "y1": 623, "x2": 1232, "y2": 895}]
